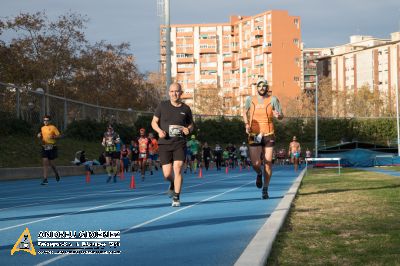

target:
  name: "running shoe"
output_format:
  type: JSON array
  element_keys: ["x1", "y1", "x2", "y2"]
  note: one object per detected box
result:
[
  {"x1": 262, "y1": 187, "x2": 269, "y2": 199},
  {"x1": 55, "y1": 172, "x2": 61, "y2": 182},
  {"x1": 172, "y1": 196, "x2": 180, "y2": 207},
  {"x1": 106, "y1": 176, "x2": 112, "y2": 183},
  {"x1": 167, "y1": 181, "x2": 175, "y2": 197},
  {"x1": 150, "y1": 171, "x2": 153, "y2": 175},
  {"x1": 256, "y1": 172, "x2": 263, "y2": 188},
  {"x1": 41, "y1": 179, "x2": 48, "y2": 185}
]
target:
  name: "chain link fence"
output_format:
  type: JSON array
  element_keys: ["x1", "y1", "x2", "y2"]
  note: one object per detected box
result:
[{"x1": 0, "y1": 82, "x2": 153, "y2": 130}]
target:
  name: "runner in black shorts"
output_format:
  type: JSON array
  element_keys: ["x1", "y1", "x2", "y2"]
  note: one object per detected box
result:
[
  {"x1": 151, "y1": 82, "x2": 194, "y2": 207},
  {"x1": 243, "y1": 80, "x2": 284, "y2": 199},
  {"x1": 37, "y1": 115, "x2": 61, "y2": 185}
]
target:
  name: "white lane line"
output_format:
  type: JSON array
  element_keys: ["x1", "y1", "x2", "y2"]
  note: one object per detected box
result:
[
  {"x1": 35, "y1": 179, "x2": 253, "y2": 266},
  {"x1": 0, "y1": 173, "x2": 246, "y2": 232},
  {"x1": 0, "y1": 172, "x2": 225, "y2": 211}
]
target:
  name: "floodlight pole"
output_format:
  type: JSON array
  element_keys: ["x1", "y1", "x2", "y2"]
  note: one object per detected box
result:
[
  {"x1": 164, "y1": 0, "x2": 172, "y2": 99},
  {"x1": 315, "y1": 72, "x2": 319, "y2": 158},
  {"x1": 396, "y1": 83, "x2": 400, "y2": 156}
]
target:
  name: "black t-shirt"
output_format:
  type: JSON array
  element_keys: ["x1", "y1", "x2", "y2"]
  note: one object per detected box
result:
[{"x1": 154, "y1": 100, "x2": 193, "y2": 145}]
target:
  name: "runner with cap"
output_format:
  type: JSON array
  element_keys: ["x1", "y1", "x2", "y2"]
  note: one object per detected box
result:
[{"x1": 242, "y1": 80, "x2": 284, "y2": 199}]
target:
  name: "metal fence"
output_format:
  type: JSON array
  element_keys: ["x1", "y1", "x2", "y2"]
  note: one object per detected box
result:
[{"x1": 0, "y1": 82, "x2": 153, "y2": 130}]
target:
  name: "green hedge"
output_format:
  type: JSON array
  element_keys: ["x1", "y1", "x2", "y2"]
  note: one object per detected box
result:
[
  {"x1": 0, "y1": 111, "x2": 33, "y2": 136},
  {"x1": 2, "y1": 109, "x2": 398, "y2": 146},
  {"x1": 64, "y1": 119, "x2": 136, "y2": 144}
]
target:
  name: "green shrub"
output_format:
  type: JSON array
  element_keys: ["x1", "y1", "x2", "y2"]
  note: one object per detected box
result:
[
  {"x1": 0, "y1": 111, "x2": 33, "y2": 136},
  {"x1": 64, "y1": 119, "x2": 136, "y2": 144}
]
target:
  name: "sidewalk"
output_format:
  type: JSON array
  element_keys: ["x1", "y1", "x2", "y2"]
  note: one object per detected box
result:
[{"x1": 235, "y1": 168, "x2": 306, "y2": 265}]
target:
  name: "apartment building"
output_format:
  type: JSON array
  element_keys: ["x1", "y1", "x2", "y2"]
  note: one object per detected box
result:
[
  {"x1": 316, "y1": 32, "x2": 400, "y2": 117},
  {"x1": 302, "y1": 48, "x2": 331, "y2": 93},
  {"x1": 160, "y1": 10, "x2": 302, "y2": 115}
]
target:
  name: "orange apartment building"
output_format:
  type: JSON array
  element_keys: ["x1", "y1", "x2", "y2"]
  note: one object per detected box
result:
[{"x1": 160, "y1": 10, "x2": 302, "y2": 115}]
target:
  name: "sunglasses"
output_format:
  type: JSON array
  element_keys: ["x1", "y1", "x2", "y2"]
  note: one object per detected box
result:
[{"x1": 43, "y1": 119, "x2": 50, "y2": 122}]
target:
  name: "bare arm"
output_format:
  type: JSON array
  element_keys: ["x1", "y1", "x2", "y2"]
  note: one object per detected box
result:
[{"x1": 151, "y1": 116, "x2": 166, "y2": 138}]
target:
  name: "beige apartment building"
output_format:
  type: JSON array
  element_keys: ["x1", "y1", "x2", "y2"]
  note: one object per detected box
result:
[
  {"x1": 160, "y1": 10, "x2": 302, "y2": 115},
  {"x1": 316, "y1": 32, "x2": 400, "y2": 117}
]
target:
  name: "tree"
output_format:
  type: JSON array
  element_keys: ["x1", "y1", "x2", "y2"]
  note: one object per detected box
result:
[
  {"x1": 284, "y1": 77, "x2": 333, "y2": 118},
  {"x1": 0, "y1": 11, "x2": 161, "y2": 113},
  {"x1": 193, "y1": 83, "x2": 224, "y2": 115},
  {"x1": 347, "y1": 84, "x2": 383, "y2": 117}
]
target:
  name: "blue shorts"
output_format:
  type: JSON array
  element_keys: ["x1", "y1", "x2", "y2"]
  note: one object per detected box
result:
[
  {"x1": 149, "y1": 154, "x2": 158, "y2": 161},
  {"x1": 291, "y1": 152, "x2": 300, "y2": 159}
]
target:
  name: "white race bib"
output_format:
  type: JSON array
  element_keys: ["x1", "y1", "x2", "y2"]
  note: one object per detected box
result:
[{"x1": 169, "y1": 125, "x2": 183, "y2": 137}]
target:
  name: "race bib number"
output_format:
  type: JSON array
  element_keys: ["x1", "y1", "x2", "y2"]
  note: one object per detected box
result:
[
  {"x1": 139, "y1": 153, "x2": 147, "y2": 159},
  {"x1": 169, "y1": 125, "x2": 183, "y2": 137},
  {"x1": 43, "y1": 144, "x2": 54, "y2": 150}
]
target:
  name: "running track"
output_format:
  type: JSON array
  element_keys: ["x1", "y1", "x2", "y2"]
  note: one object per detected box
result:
[{"x1": 0, "y1": 166, "x2": 298, "y2": 265}]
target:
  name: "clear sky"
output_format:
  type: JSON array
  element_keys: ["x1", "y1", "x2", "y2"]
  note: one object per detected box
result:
[{"x1": 1, "y1": 0, "x2": 399, "y2": 73}]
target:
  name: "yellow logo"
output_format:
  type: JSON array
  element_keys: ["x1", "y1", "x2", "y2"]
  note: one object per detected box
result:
[{"x1": 11, "y1": 227, "x2": 36, "y2": 256}]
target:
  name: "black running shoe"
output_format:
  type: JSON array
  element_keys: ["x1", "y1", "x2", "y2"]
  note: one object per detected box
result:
[
  {"x1": 106, "y1": 176, "x2": 112, "y2": 183},
  {"x1": 172, "y1": 193, "x2": 180, "y2": 207},
  {"x1": 55, "y1": 172, "x2": 60, "y2": 182},
  {"x1": 256, "y1": 172, "x2": 263, "y2": 188},
  {"x1": 167, "y1": 181, "x2": 175, "y2": 198},
  {"x1": 41, "y1": 179, "x2": 48, "y2": 185},
  {"x1": 150, "y1": 171, "x2": 153, "y2": 175},
  {"x1": 262, "y1": 187, "x2": 269, "y2": 199}
]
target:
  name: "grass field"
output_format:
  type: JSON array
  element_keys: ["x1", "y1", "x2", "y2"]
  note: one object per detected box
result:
[
  {"x1": 267, "y1": 167, "x2": 400, "y2": 266},
  {"x1": 0, "y1": 135, "x2": 103, "y2": 168}
]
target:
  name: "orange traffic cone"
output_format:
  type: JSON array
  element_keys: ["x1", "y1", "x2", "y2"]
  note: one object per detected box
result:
[
  {"x1": 130, "y1": 175, "x2": 136, "y2": 189},
  {"x1": 85, "y1": 171, "x2": 90, "y2": 183},
  {"x1": 198, "y1": 168, "x2": 203, "y2": 178}
]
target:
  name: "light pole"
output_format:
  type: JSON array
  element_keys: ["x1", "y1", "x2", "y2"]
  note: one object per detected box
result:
[
  {"x1": 396, "y1": 83, "x2": 400, "y2": 156},
  {"x1": 315, "y1": 70, "x2": 319, "y2": 158},
  {"x1": 36, "y1": 88, "x2": 45, "y2": 118},
  {"x1": 164, "y1": 0, "x2": 172, "y2": 98}
]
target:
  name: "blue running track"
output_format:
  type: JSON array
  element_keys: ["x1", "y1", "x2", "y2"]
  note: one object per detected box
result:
[{"x1": 0, "y1": 166, "x2": 298, "y2": 265}]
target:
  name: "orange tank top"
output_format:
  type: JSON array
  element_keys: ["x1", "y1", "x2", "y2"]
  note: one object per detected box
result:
[{"x1": 248, "y1": 96, "x2": 274, "y2": 135}]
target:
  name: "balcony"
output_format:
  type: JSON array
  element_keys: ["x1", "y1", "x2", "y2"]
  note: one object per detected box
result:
[
  {"x1": 160, "y1": 48, "x2": 166, "y2": 55},
  {"x1": 231, "y1": 46, "x2": 239, "y2": 53},
  {"x1": 231, "y1": 62, "x2": 239, "y2": 70},
  {"x1": 251, "y1": 39, "x2": 263, "y2": 47},
  {"x1": 176, "y1": 31, "x2": 193, "y2": 37},
  {"x1": 199, "y1": 47, "x2": 217, "y2": 54},
  {"x1": 223, "y1": 56, "x2": 232, "y2": 62},
  {"x1": 176, "y1": 47, "x2": 194, "y2": 54},
  {"x1": 200, "y1": 74, "x2": 218, "y2": 80},
  {"x1": 176, "y1": 57, "x2": 195, "y2": 63},
  {"x1": 252, "y1": 30, "x2": 263, "y2": 37},
  {"x1": 263, "y1": 45, "x2": 272, "y2": 54},
  {"x1": 252, "y1": 68, "x2": 263, "y2": 76},
  {"x1": 239, "y1": 50, "x2": 251, "y2": 60},
  {"x1": 199, "y1": 56, "x2": 217, "y2": 63},
  {"x1": 176, "y1": 65, "x2": 194, "y2": 73},
  {"x1": 200, "y1": 65, "x2": 218, "y2": 71}
]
